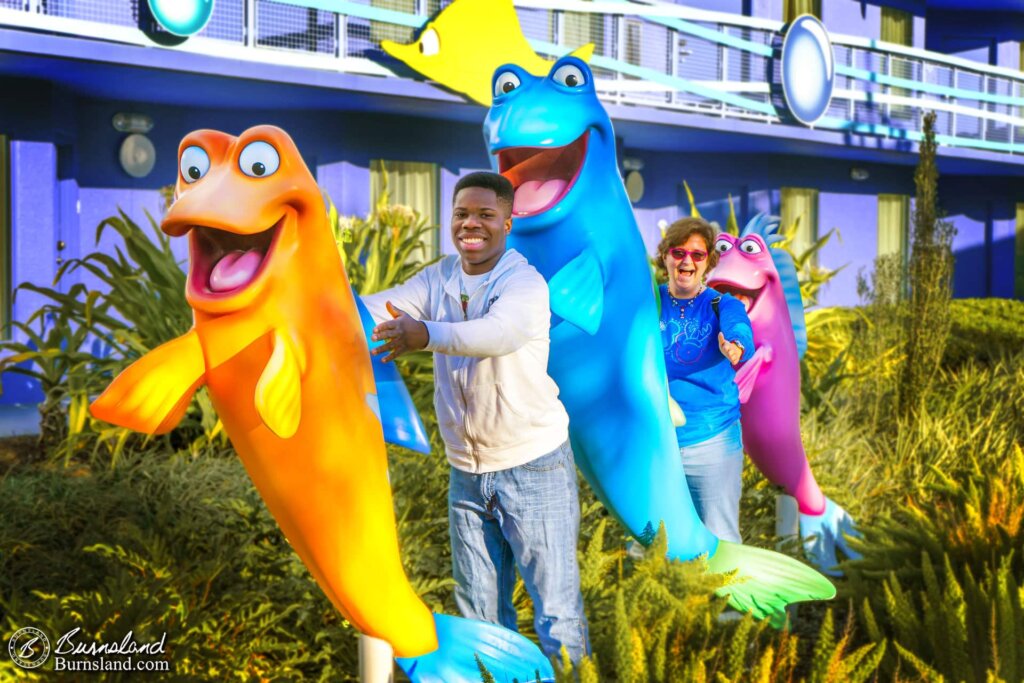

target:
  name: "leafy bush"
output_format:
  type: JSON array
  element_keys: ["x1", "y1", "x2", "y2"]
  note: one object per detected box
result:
[{"x1": 0, "y1": 210, "x2": 224, "y2": 465}]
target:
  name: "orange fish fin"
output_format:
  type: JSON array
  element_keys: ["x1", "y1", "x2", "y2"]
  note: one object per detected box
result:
[
  {"x1": 90, "y1": 330, "x2": 206, "y2": 435},
  {"x1": 255, "y1": 328, "x2": 303, "y2": 439}
]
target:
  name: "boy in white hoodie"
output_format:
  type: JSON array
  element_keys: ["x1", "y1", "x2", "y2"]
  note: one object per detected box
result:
[{"x1": 362, "y1": 172, "x2": 589, "y2": 663}]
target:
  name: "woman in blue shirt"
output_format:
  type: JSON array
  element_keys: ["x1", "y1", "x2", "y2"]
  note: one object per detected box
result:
[{"x1": 657, "y1": 217, "x2": 754, "y2": 543}]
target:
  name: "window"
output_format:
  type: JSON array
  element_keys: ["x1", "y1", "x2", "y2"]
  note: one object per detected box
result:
[
  {"x1": 624, "y1": 19, "x2": 642, "y2": 66},
  {"x1": 1016, "y1": 203, "x2": 1024, "y2": 300},
  {"x1": 780, "y1": 187, "x2": 819, "y2": 265},
  {"x1": 0, "y1": 135, "x2": 9, "y2": 339},
  {"x1": 370, "y1": 0, "x2": 417, "y2": 48},
  {"x1": 877, "y1": 194, "x2": 910, "y2": 261},
  {"x1": 881, "y1": 8, "x2": 914, "y2": 118},
  {"x1": 881, "y1": 7, "x2": 913, "y2": 46},
  {"x1": 562, "y1": 0, "x2": 605, "y2": 54},
  {"x1": 370, "y1": 159, "x2": 439, "y2": 261},
  {"x1": 783, "y1": 0, "x2": 821, "y2": 23}
]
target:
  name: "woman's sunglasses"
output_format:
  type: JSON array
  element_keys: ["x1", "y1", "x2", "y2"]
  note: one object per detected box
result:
[{"x1": 668, "y1": 247, "x2": 708, "y2": 262}]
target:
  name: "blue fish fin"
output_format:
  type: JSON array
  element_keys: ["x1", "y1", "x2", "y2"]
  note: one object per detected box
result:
[
  {"x1": 549, "y1": 249, "x2": 604, "y2": 335},
  {"x1": 800, "y1": 497, "x2": 862, "y2": 577},
  {"x1": 395, "y1": 613, "x2": 555, "y2": 683},
  {"x1": 740, "y1": 213, "x2": 808, "y2": 359},
  {"x1": 734, "y1": 344, "x2": 772, "y2": 404},
  {"x1": 354, "y1": 291, "x2": 431, "y2": 454}
]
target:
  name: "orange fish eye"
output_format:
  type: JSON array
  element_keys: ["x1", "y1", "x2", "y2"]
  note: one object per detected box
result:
[
  {"x1": 180, "y1": 146, "x2": 211, "y2": 183},
  {"x1": 239, "y1": 141, "x2": 281, "y2": 178}
]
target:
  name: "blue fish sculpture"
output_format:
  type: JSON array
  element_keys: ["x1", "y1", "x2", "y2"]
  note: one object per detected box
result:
[{"x1": 484, "y1": 56, "x2": 835, "y2": 620}]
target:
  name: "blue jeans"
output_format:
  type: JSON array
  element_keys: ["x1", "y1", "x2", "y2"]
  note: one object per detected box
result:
[
  {"x1": 680, "y1": 420, "x2": 744, "y2": 543},
  {"x1": 449, "y1": 441, "x2": 590, "y2": 663}
]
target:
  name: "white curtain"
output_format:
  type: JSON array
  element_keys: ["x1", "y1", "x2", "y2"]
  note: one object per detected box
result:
[
  {"x1": 877, "y1": 194, "x2": 909, "y2": 260},
  {"x1": 370, "y1": 159, "x2": 439, "y2": 260},
  {"x1": 780, "y1": 187, "x2": 819, "y2": 262}
]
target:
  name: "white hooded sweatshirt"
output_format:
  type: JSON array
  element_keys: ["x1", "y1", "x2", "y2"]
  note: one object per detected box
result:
[{"x1": 362, "y1": 249, "x2": 569, "y2": 473}]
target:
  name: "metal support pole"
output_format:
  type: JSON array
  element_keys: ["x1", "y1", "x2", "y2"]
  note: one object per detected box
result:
[
  {"x1": 775, "y1": 493, "x2": 800, "y2": 545},
  {"x1": 359, "y1": 634, "x2": 395, "y2": 683}
]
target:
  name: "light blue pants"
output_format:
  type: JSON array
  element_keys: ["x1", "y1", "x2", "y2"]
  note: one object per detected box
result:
[
  {"x1": 680, "y1": 421, "x2": 744, "y2": 543},
  {"x1": 449, "y1": 441, "x2": 590, "y2": 663}
]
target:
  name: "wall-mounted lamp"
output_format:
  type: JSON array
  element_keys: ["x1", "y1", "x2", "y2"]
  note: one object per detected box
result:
[
  {"x1": 850, "y1": 166, "x2": 870, "y2": 181},
  {"x1": 622, "y1": 157, "x2": 645, "y2": 172},
  {"x1": 112, "y1": 112, "x2": 154, "y2": 134},
  {"x1": 119, "y1": 134, "x2": 157, "y2": 178}
]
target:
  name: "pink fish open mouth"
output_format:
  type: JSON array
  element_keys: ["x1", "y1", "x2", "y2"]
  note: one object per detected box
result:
[
  {"x1": 189, "y1": 218, "x2": 283, "y2": 301},
  {"x1": 711, "y1": 281, "x2": 764, "y2": 317},
  {"x1": 497, "y1": 132, "x2": 588, "y2": 217}
]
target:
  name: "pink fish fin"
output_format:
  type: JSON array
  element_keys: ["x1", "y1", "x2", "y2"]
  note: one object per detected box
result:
[
  {"x1": 734, "y1": 344, "x2": 772, "y2": 404},
  {"x1": 90, "y1": 329, "x2": 206, "y2": 435}
]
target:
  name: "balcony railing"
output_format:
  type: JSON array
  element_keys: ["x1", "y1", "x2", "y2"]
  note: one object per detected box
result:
[{"x1": 2, "y1": 0, "x2": 1022, "y2": 155}]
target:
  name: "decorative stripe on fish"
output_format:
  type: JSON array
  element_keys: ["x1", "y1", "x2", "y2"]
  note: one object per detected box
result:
[
  {"x1": 708, "y1": 214, "x2": 861, "y2": 576},
  {"x1": 90, "y1": 125, "x2": 554, "y2": 682},
  {"x1": 484, "y1": 58, "x2": 835, "y2": 621}
]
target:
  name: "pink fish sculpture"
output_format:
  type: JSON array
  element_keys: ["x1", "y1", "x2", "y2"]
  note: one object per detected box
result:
[{"x1": 707, "y1": 214, "x2": 859, "y2": 576}]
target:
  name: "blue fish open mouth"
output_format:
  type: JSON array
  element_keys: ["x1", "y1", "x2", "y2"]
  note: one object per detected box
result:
[{"x1": 497, "y1": 132, "x2": 588, "y2": 217}]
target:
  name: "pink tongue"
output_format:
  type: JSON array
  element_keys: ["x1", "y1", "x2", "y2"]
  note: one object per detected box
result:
[
  {"x1": 209, "y1": 250, "x2": 263, "y2": 292},
  {"x1": 513, "y1": 179, "x2": 568, "y2": 215}
]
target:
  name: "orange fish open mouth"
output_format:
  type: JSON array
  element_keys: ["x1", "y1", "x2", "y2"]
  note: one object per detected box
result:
[
  {"x1": 711, "y1": 281, "x2": 764, "y2": 316},
  {"x1": 189, "y1": 217, "x2": 283, "y2": 299},
  {"x1": 497, "y1": 132, "x2": 588, "y2": 217}
]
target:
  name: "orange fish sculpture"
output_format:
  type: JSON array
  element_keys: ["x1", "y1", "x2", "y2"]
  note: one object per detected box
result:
[{"x1": 90, "y1": 125, "x2": 556, "y2": 682}]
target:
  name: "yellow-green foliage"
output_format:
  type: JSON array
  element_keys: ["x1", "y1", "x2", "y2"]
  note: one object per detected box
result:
[
  {"x1": 329, "y1": 188, "x2": 439, "y2": 296},
  {"x1": 3, "y1": 199, "x2": 1022, "y2": 682}
]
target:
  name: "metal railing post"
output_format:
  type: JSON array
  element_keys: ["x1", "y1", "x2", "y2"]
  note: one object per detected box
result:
[
  {"x1": 981, "y1": 74, "x2": 989, "y2": 142},
  {"x1": 245, "y1": 0, "x2": 257, "y2": 48},
  {"x1": 359, "y1": 634, "x2": 394, "y2": 683},
  {"x1": 720, "y1": 25, "x2": 728, "y2": 117},
  {"x1": 950, "y1": 68, "x2": 958, "y2": 137}
]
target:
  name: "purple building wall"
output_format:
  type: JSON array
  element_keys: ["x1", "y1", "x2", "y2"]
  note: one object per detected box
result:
[{"x1": 817, "y1": 192, "x2": 879, "y2": 307}]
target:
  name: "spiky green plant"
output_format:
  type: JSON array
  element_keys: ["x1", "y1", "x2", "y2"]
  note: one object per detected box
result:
[{"x1": 900, "y1": 111, "x2": 955, "y2": 416}]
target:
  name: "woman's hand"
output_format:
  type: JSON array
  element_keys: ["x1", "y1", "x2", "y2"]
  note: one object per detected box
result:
[{"x1": 718, "y1": 332, "x2": 744, "y2": 365}]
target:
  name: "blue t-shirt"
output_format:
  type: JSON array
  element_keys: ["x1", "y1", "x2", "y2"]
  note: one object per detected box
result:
[{"x1": 659, "y1": 285, "x2": 754, "y2": 447}]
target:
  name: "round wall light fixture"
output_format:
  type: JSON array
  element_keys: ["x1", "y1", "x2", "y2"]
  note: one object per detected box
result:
[
  {"x1": 119, "y1": 134, "x2": 157, "y2": 179},
  {"x1": 625, "y1": 170, "x2": 645, "y2": 203},
  {"x1": 147, "y1": 0, "x2": 214, "y2": 37},
  {"x1": 771, "y1": 15, "x2": 835, "y2": 126}
]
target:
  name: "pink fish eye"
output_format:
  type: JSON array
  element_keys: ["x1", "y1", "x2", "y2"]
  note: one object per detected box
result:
[
  {"x1": 740, "y1": 239, "x2": 763, "y2": 254},
  {"x1": 715, "y1": 238, "x2": 733, "y2": 253}
]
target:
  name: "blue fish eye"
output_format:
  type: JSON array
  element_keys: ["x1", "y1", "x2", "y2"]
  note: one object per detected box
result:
[
  {"x1": 552, "y1": 64, "x2": 587, "y2": 88},
  {"x1": 239, "y1": 141, "x2": 280, "y2": 178},
  {"x1": 180, "y1": 145, "x2": 210, "y2": 183},
  {"x1": 494, "y1": 70, "x2": 521, "y2": 98}
]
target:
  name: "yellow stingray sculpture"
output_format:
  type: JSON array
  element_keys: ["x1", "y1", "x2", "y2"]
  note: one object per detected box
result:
[{"x1": 382, "y1": 0, "x2": 594, "y2": 105}]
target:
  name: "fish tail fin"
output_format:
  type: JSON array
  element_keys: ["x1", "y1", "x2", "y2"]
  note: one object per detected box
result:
[
  {"x1": 800, "y1": 497, "x2": 862, "y2": 577},
  {"x1": 396, "y1": 614, "x2": 554, "y2": 682},
  {"x1": 569, "y1": 43, "x2": 595, "y2": 62},
  {"x1": 707, "y1": 540, "x2": 836, "y2": 627}
]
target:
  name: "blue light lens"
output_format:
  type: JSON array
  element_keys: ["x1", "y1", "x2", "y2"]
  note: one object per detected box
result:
[
  {"x1": 781, "y1": 15, "x2": 835, "y2": 125},
  {"x1": 148, "y1": 0, "x2": 214, "y2": 37}
]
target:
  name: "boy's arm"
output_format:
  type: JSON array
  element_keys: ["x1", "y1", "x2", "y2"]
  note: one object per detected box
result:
[
  {"x1": 423, "y1": 271, "x2": 549, "y2": 358},
  {"x1": 360, "y1": 266, "x2": 434, "y2": 324}
]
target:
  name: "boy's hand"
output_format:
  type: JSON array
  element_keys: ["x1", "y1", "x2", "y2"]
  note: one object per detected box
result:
[{"x1": 371, "y1": 302, "x2": 429, "y2": 363}]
